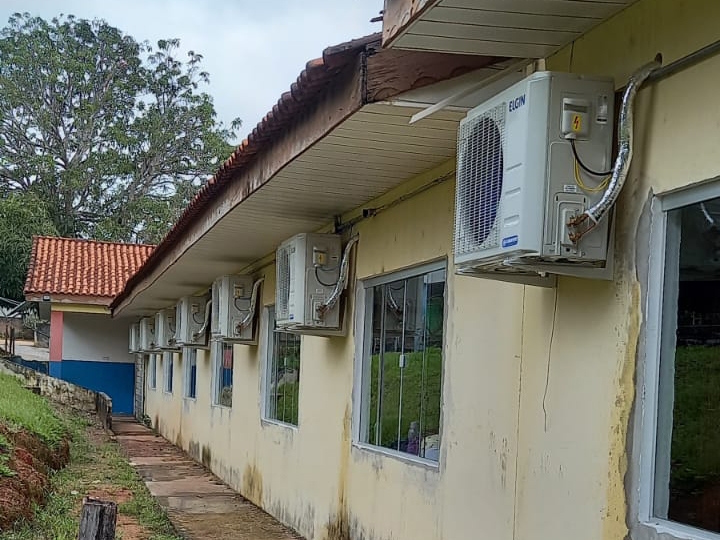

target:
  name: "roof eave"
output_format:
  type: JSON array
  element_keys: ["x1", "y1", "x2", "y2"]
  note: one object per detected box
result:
[
  {"x1": 112, "y1": 40, "x2": 500, "y2": 316},
  {"x1": 382, "y1": 0, "x2": 440, "y2": 49}
]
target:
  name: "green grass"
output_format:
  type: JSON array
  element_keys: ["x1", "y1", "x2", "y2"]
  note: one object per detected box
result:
[
  {"x1": 368, "y1": 347, "x2": 442, "y2": 449},
  {"x1": 269, "y1": 332, "x2": 301, "y2": 425},
  {"x1": 670, "y1": 345, "x2": 720, "y2": 488},
  {"x1": 273, "y1": 381, "x2": 299, "y2": 425},
  {"x1": 0, "y1": 373, "x2": 65, "y2": 448},
  {"x1": 0, "y1": 400, "x2": 182, "y2": 539},
  {"x1": 0, "y1": 433, "x2": 14, "y2": 477}
]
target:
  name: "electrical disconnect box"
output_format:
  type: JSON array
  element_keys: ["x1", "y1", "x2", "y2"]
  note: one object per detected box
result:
[
  {"x1": 139, "y1": 317, "x2": 157, "y2": 352},
  {"x1": 275, "y1": 233, "x2": 343, "y2": 334},
  {"x1": 175, "y1": 294, "x2": 210, "y2": 348},
  {"x1": 454, "y1": 71, "x2": 615, "y2": 284},
  {"x1": 211, "y1": 275, "x2": 260, "y2": 343},
  {"x1": 155, "y1": 308, "x2": 179, "y2": 351},
  {"x1": 129, "y1": 323, "x2": 140, "y2": 354}
]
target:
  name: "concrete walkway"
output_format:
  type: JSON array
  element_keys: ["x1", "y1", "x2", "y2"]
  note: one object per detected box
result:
[
  {"x1": 13, "y1": 340, "x2": 49, "y2": 362},
  {"x1": 112, "y1": 417, "x2": 303, "y2": 540}
]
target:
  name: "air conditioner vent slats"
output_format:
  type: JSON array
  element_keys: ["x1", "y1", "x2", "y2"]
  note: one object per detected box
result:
[
  {"x1": 277, "y1": 245, "x2": 291, "y2": 322},
  {"x1": 455, "y1": 103, "x2": 506, "y2": 257}
]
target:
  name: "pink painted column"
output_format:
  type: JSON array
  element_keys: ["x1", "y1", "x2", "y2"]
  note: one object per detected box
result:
[{"x1": 49, "y1": 310, "x2": 63, "y2": 377}]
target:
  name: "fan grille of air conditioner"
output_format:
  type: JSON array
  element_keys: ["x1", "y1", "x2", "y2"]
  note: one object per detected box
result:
[
  {"x1": 277, "y1": 245, "x2": 291, "y2": 320},
  {"x1": 454, "y1": 103, "x2": 506, "y2": 257}
]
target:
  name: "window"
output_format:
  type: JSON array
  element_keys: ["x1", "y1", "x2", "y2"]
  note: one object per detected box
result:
[
  {"x1": 163, "y1": 352, "x2": 173, "y2": 393},
  {"x1": 184, "y1": 348, "x2": 197, "y2": 399},
  {"x1": 213, "y1": 341, "x2": 234, "y2": 407},
  {"x1": 645, "y1": 191, "x2": 720, "y2": 536},
  {"x1": 265, "y1": 307, "x2": 302, "y2": 425},
  {"x1": 148, "y1": 354, "x2": 157, "y2": 390},
  {"x1": 358, "y1": 262, "x2": 446, "y2": 462}
]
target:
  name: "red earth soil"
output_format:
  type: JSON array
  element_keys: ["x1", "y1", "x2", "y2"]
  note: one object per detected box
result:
[{"x1": 0, "y1": 422, "x2": 70, "y2": 531}]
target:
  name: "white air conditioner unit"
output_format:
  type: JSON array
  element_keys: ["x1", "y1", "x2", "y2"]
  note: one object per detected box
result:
[
  {"x1": 139, "y1": 317, "x2": 157, "y2": 352},
  {"x1": 175, "y1": 294, "x2": 210, "y2": 348},
  {"x1": 276, "y1": 233, "x2": 343, "y2": 334},
  {"x1": 211, "y1": 275, "x2": 260, "y2": 343},
  {"x1": 454, "y1": 71, "x2": 615, "y2": 284},
  {"x1": 155, "y1": 308, "x2": 179, "y2": 351},
  {"x1": 129, "y1": 323, "x2": 140, "y2": 353}
]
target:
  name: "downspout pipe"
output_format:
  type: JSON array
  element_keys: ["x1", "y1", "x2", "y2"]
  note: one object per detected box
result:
[{"x1": 570, "y1": 58, "x2": 661, "y2": 240}]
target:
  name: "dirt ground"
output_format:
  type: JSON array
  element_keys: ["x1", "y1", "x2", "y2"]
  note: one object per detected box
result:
[{"x1": 84, "y1": 426, "x2": 152, "y2": 540}]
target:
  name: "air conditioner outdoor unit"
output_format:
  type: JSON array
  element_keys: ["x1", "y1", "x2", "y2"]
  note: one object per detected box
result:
[
  {"x1": 175, "y1": 294, "x2": 210, "y2": 348},
  {"x1": 155, "y1": 308, "x2": 179, "y2": 351},
  {"x1": 139, "y1": 317, "x2": 157, "y2": 352},
  {"x1": 211, "y1": 275, "x2": 260, "y2": 343},
  {"x1": 129, "y1": 323, "x2": 140, "y2": 353},
  {"x1": 276, "y1": 233, "x2": 343, "y2": 334},
  {"x1": 454, "y1": 71, "x2": 616, "y2": 284}
]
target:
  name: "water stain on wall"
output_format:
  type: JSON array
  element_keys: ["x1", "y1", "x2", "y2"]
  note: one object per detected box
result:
[
  {"x1": 188, "y1": 440, "x2": 200, "y2": 461},
  {"x1": 243, "y1": 462, "x2": 264, "y2": 506},
  {"x1": 325, "y1": 404, "x2": 352, "y2": 540},
  {"x1": 201, "y1": 444, "x2": 212, "y2": 468}
]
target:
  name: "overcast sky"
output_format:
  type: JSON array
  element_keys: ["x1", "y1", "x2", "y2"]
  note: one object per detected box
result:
[{"x1": 0, "y1": 1, "x2": 381, "y2": 141}]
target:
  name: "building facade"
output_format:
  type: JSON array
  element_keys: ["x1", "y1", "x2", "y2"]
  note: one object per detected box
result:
[
  {"x1": 25, "y1": 237, "x2": 153, "y2": 414},
  {"x1": 115, "y1": 2, "x2": 720, "y2": 539}
]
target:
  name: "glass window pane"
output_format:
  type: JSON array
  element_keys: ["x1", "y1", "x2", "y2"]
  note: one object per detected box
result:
[
  {"x1": 217, "y1": 342, "x2": 233, "y2": 407},
  {"x1": 657, "y1": 199, "x2": 720, "y2": 533},
  {"x1": 149, "y1": 354, "x2": 157, "y2": 389},
  {"x1": 362, "y1": 265, "x2": 445, "y2": 461},
  {"x1": 185, "y1": 348, "x2": 197, "y2": 399},
  {"x1": 164, "y1": 352, "x2": 173, "y2": 393},
  {"x1": 266, "y1": 308, "x2": 301, "y2": 425}
]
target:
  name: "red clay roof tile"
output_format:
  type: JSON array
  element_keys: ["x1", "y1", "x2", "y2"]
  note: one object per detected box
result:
[{"x1": 24, "y1": 236, "x2": 155, "y2": 299}]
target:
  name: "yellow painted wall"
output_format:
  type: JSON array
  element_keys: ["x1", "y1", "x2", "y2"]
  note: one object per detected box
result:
[
  {"x1": 142, "y1": 1, "x2": 720, "y2": 539},
  {"x1": 51, "y1": 303, "x2": 109, "y2": 315}
]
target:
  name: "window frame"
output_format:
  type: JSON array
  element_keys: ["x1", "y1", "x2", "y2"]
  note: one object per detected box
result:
[
  {"x1": 183, "y1": 347, "x2": 197, "y2": 400},
  {"x1": 352, "y1": 259, "x2": 447, "y2": 468},
  {"x1": 262, "y1": 305, "x2": 302, "y2": 428},
  {"x1": 163, "y1": 351, "x2": 173, "y2": 394},
  {"x1": 636, "y1": 187, "x2": 720, "y2": 540},
  {"x1": 212, "y1": 340, "x2": 234, "y2": 408}
]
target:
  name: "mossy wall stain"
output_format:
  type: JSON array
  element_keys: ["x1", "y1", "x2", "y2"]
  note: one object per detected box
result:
[
  {"x1": 188, "y1": 440, "x2": 200, "y2": 462},
  {"x1": 243, "y1": 462, "x2": 263, "y2": 506},
  {"x1": 201, "y1": 444, "x2": 212, "y2": 468},
  {"x1": 325, "y1": 404, "x2": 352, "y2": 540}
]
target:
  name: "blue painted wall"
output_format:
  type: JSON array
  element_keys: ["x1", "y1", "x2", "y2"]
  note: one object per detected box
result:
[
  {"x1": 49, "y1": 362, "x2": 62, "y2": 378},
  {"x1": 59, "y1": 360, "x2": 135, "y2": 414}
]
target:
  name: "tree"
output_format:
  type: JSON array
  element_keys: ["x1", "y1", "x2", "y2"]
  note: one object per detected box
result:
[
  {"x1": 0, "y1": 193, "x2": 57, "y2": 300},
  {"x1": 0, "y1": 13, "x2": 240, "y2": 242}
]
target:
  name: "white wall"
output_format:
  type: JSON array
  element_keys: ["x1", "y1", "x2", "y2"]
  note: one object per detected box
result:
[{"x1": 62, "y1": 312, "x2": 132, "y2": 363}]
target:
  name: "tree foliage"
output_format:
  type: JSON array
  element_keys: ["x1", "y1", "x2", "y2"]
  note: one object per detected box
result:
[
  {"x1": 0, "y1": 13, "x2": 240, "y2": 242},
  {"x1": 0, "y1": 193, "x2": 57, "y2": 300}
]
